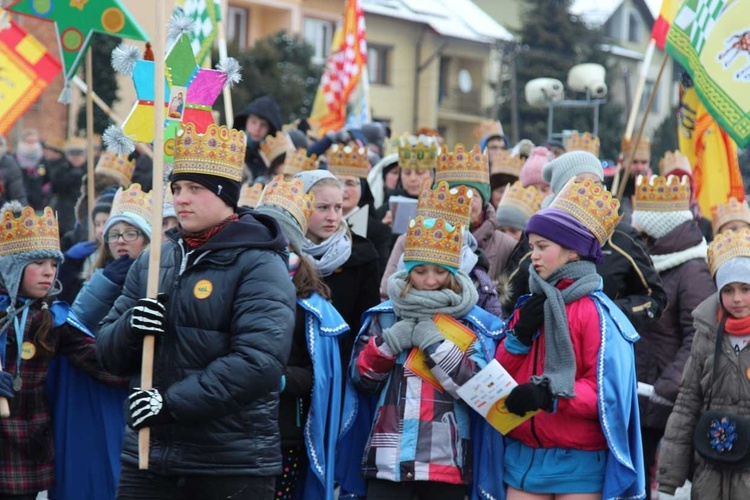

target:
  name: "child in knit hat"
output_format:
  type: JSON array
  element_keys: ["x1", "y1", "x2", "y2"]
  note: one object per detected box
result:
[
  {"x1": 540, "y1": 150, "x2": 604, "y2": 208},
  {"x1": 519, "y1": 147, "x2": 553, "y2": 196}
]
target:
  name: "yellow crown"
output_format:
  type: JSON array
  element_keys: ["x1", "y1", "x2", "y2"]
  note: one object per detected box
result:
[
  {"x1": 111, "y1": 183, "x2": 152, "y2": 222},
  {"x1": 382, "y1": 135, "x2": 399, "y2": 158},
  {"x1": 497, "y1": 181, "x2": 545, "y2": 218},
  {"x1": 490, "y1": 150, "x2": 524, "y2": 178},
  {"x1": 633, "y1": 175, "x2": 691, "y2": 212},
  {"x1": 281, "y1": 149, "x2": 319, "y2": 176},
  {"x1": 436, "y1": 144, "x2": 489, "y2": 186},
  {"x1": 404, "y1": 216, "x2": 463, "y2": 270},
  {"x1": 711, "y1": 197, "x2": 750, "y2": 234},
  {"x1": 417, "y1": 181, "x2": 472, "y2": 229},
  {"x1": 0, "y1": 206, "x2": 60, "y2": 257},
  {"x1": 659, "y1": 150, "x2": 692, "y2": 177},
  {"x1": 707, "y1": 228, "x2": 750, "y2": 276},
  {"x1": 565, "y1": 132, "x2": 600, "y2": 157},
  {"x1": 238, "y1": 183, "x2": 264, "y2": 209},
  {"x1": 473, "y1": 119, "x2": 504, "y2": 143},
  {"x1": 95, "y1": 151, "x2": 135, "y2": 187},
  {"x1": 257, "y1": 175, "x2": 314, "y2": 234},
  {"x1": 326, "y1": 144, "x2": 369, "y2": 179},
  {"x1": 260, "y1": 132, "x2": 294, "y2": 165},
  {"x1": 550, "y1": 178, "x2": 622, "y2": 244},
  {"x1": 398, "y1": 134, "x2": 440, "y2": 171},
  {"x1": 174, "y1": 123, "x2": 246, "y2": 183},
  {"x1": 620, "y1": 136, "x2": 651, "y2": 162}
]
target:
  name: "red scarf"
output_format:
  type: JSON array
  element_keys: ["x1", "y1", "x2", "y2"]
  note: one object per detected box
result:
[
  {"x1": 179, "y1": 214, "x2": 238, "y2": 249},
  {"x1": 719, "y1": 309, "x2": 750, "y2": 336}
]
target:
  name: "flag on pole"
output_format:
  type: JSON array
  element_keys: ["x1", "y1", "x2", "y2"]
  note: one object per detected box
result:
[
  {"x1": 651, "y1": 0, "x2": 680, "y2": 50},
  {"x1": 173, "y1": 0, "x2": 219, "y2": 65},
  {"x1": 309, "y1": 0, "x2": 369, "y2": 135}
]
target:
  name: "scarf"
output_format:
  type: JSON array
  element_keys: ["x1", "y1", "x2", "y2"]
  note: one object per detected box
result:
[
  {"x1": 387, "y1": 270, "x2": 478, "y2": 320},
  {"x1": 528, "y1": 260, "x2": 601, "y2": 397},
  {"x1": 720, "y1": 310, "x2": 750, "y2": 336},
  {"x1": 15, "y1": 142, "x2": 43, "y2": 169},
  {"x1": 178, "y1": 214, "x2": 238, "y2": 249},
  {"x1": 650, "y1": 239, "x2": 708, "y2": 273},
  {"x1": 303, "y1": 225, "x2": 352, "y2": 277}
]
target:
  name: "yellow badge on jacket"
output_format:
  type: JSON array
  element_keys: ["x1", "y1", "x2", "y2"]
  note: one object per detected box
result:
[
  {"x1": 21, "y1": 342, "x2": 36, "y2": 360},
  {"x1": 194, "y1": 279, "x2": 213, "y2": 299}
]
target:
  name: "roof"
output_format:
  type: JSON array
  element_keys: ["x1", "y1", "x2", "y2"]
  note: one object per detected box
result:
[
  {"x1": 361, "y1": 0, "x2": 515, "y2": 44},
  {"x1": 570, "y1": 0, "x2": 657, "y2": 27}
]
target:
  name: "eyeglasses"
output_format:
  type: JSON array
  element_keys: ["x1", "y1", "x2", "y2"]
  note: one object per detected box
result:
[{"x1": 105, "y1": 229, "x2": 142, "y2": 243}]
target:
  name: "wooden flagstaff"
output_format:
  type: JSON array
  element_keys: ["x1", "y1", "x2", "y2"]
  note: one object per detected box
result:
[
  {"x1": 217, "y1": 0, "x2": 234, "y2": 128},
  {"x1": 624, "y1": 38, "x2": 656, "y2": 141},
  {"x1": 85, "y1": 49, "x2": 96, "y2": 240},
  {"x1": 139, "y1": 0, "x2": 166, "y2": 470}
]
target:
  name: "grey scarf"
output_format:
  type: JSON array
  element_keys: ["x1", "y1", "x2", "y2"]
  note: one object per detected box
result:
[
  {"x1": 388, "y1": 270, "x2": 478, "y2": 320},
  {"x1": 528, "y1": 260, "x2": 601, "y2": 397},
  {"x1": 303, "y1": 224, "x2": 352, "y2": 277}
]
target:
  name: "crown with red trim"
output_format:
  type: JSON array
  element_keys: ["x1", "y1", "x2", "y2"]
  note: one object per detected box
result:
[
  {"x1": 708, "y1": 228, "x2": 750, "y2": 277},
  {"x1": 257, "y1": 175, "x2": 314, "y2": 234},
  {"x1": 633, "y1": 175, "x2": 691, "y2": 212},
  {"x1": 550, "y1": 178, "x2": 622, "y2": 244},
  {"x1": 417, "y1": 181, "x2": 472, "y2": 229},
  {"x1": 404, "y1": 216, "x2": 463, "y2": 270}
]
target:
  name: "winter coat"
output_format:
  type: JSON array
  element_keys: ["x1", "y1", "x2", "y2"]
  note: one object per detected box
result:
[
  {"x1": 472, "y1": 203, "x2": 515, "y2": 282},
  {"x1": 50, "y1": 161, "x2": 86, "y2": 237},
  {"x1": 97, "y1": 209, "x2": 297, "y2": 476},
  {"x1": 636, "y1": 221, "x2": 715, "y2": 430},
  {"x1": 16, "y1": 156, "x2": 50, "y2": 210},
  {"x1": 657, "y1": 294, "x2": 750, "y2": 499},
  {"x1": 0, "y1": 154, "x2": 28, "y2": 205}
]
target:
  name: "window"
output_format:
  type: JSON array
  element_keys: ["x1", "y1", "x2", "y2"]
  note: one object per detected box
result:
[
  {"x1": 368, "y1": 45, "x2": 391, "y2": 85},
  {"x1": 227, "y1": 6, "x2": 248, "y2": 50},
  {"x1": 641, "y1": 80, "x2": 660, "y2": 112},
  {"x1": 628, "y1": 12, "x2": 640, "y2": 43},
  {"x1": 303, "y1": 17, "x2": 335, "y2": 65}
]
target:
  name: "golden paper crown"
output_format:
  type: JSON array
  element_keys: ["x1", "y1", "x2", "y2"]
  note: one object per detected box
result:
[
  {"x1": 620, "y1": 136, "x2": 651, "y2": 162},
  {"x1": 174, "y1": 123, "x2": 246, "y2": 183},
  {"x1": 404, "y1": 216, "x2": 463, "y2": 270},
  {"x1": 326, "y1": 144, "x2": 369, "y2": 179},
  {"x1": 633, "y1": 175, "x2": 691, "y2": 212},
  {"x1": 281, "y1": 149, "x2": 319, "y2": 176},
  {"x1": 708, "y1": 228, "x2": 750, "y2": 276},
  {"x1": 257, "y1": 175, "x2": 314, "y2": 234},
  {"x1": 417, "y1": 181, "x2": 472, "y2": 229},
  {"x1": 711, "y1": 197, "x2": 750, "y2": 234},
  {"x1": 436, "y1": 144, "x2": 489, "y2": 186},
  {"x1": 238, "y1": 183, "x2": 264, "y2": 208},
  {"x1": 659, "y1": 150, "x2": 692, "y2": 177},
  {"x1": 565, "y1": 132, "x2": 600, "y2": 157},
  {"x1": 0, "y1": 206, "x2": 60, "y2": 257},
  {"x1": 260, "y1": 132, "x2": 294, "y2": 165},
  {"x1": 95, "y1": 151, "x2": 135, "y2": 187},
  {"x1": 111, "y1": 183, "x2": 152, "y2": 222},
  {"x1": 550, "y1": 178, "x2": 622, "y2": 244},
  {"x1": 497, "y1": 181, "x2": 545, "y2": 218},
  {"x1": 490, "y1": 150, "x2": 524, "y2": 177},
  {"x1": 398, "y1": 134, "x2": 440, "y2": 170},
  {"x1": 382, "y1": 135, "x2": 399, "y2": 158},
  {"x1": 473, "y1": 119, "x2": 504, "y2": 143}
]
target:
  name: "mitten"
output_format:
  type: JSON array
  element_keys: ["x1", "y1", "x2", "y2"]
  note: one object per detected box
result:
[
  {"x1": 412, "y1": 319, "x2": 444, "y2": 351},
  {"x1": 65, "y1": 240, "x2": 97, "y2": 260},
  {"x1": 512, "y1": 295, "x2": 546, "y2": 346},
  {"x1": 127, "y1": 387, "x2": 175, "y2": 429},
  {"x1": 130, "y1": 294, "x2": 169, "y2": 338},
  {"x1": 504, "y1": 382, "x2": 554, "y2": 416},
  {"x1": 102, "y1": 255, "x2": 135, "y2": 286},
  {"x1": 0, "y1": 372, "x2": 14, "y2": 399},
  {"x1": 381, "y1": 319, "x2": 417, "y2": 353}
]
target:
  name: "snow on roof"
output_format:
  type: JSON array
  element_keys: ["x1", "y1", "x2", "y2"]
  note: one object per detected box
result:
[{"x1": 571, "y1": 0, "x2": 660, "y2": 26}]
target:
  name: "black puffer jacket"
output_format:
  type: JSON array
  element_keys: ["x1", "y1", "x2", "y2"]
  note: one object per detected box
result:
[{"x1": 97, "y1": 209, "x2": 296, "y2": 476}]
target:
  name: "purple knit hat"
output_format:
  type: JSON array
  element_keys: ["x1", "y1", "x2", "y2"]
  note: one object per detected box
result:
[{"x1": 526, "y1": 207, "x2": 604, "y2": 264}]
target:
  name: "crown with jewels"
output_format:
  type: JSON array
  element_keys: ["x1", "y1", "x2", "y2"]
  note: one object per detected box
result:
[
  {"x1": 550, "y1": 178, "x2": 622, "y2": 244},
  {"x1": 404, "y1": 216, "x2": 463, "y2": 270},
  {"x1": 436, "y1": 144, "x2": 489, "y2": 186},
  {"x1": 326, "y1": 144, "x2": 369, "y2": 179},
  {"x1": 621, "y1": 136, "x2": 651, "y2": 161},
  {"x1": 659, "y1": 150, "x2": 692, "y2": 177},
  {"x1": 711, "y1": 197, "x2": 750, "y2": 234},
  {"x1": 281, "y1": 149, "x2": 319, "y2": 176},
  {"x1": 497, "y1": 181, "x2": 545, "y2": 218},
  {"x1": 257, "y1": 175, "x2": 314, "y2": 234},
  {"x1": 260, "y1": 132, "x2": 294, "y2": 165},
  {"x1": 565, "y1": 132, "x2": 600, "y2": 157},
  {"x1": 633, "y1": 175, "x2": 691, "y2": 212},
  {"x1": 111, "y1": 183, "x2": 152, "y2": 222},
  {"x1": 398, "y1": 134, "x2": 440, "y2": 171},
  {"x1": 473, "y1": 119, "x2": 504, "y2": 143},
  {"x1": 490, "y1": 150, "x2": 524, "y2": 178},
  {"x1": 95, "y1": 151, "x2": 135, "y2": 187},
  {"x1": 238, "y1": 183, "x2": 265, "y2": 209},
  {"x1": 417, "y1": 181, "x2": 472, "y2": 229},
  {"x1": 707, "y1": 228, "x2": 750, "y2": 277},
  {"x1": 173, "y1": 123, "x2": 246, "y2": 183},
  {"x1": 0, "y1": 206, "x2": 60, "y2": 257}
]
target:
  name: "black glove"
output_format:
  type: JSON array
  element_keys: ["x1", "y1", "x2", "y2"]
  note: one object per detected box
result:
[
  {"x1": 0, "y1": 372, "x2": 14, "y2": 399},
  {"x1": 504, "y1": 382, "x2": 554, "y2": 416},
  {"x1": 512, "y1": 295, "x2": 546, "y2": 346},
  {"x1": 102, "y1": 255, "x2": 135, "y2": 286},
  {"x1": 127, "y1": 387, "x2": 175, "y2": 429},
  {"x1": 129, "y1": 294, "x2": 168, "y2": 338}
]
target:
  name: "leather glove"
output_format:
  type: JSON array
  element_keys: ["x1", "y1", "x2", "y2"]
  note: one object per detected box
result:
[
  {"x1": 412, "y1": 319, "x2": 444, "y2": 351},
  {"x1": 381, "y1": 319, "x2": 417, "y2": 354},
  {"x1": 130, "y1": 294, "x2": 168, "y2": 338},
  {"x1": 512, "y1": 295, "x2": 546, "y2": 346},
  {"x1": 0, "y1": 372, "x2": 14, "y2": 399},
  {"x1": 127, "y1": 387, "x2": 175, "y2": 429},
  {"x1": 102, "y1": 255, "x2": 135, "y2": 287},
  {"x1": 504, "y1": 382, "x2": 554, "y2": 416}
]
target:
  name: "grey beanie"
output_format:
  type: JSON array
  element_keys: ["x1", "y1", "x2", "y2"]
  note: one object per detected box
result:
[
  {"x1": 542, "y1": 151, "x2": 603, "y2": 195},
  {"x1": 294, "y1": 169, "x2": 340, "y2": 194},
  {"x1": 254, "y1": 204, "x2": 307, "y2": 253},
  {"x1": 496, "y1": 205, "x2": 530, "y2": 231}
]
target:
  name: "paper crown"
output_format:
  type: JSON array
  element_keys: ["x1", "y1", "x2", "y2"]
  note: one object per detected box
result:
[
  {"x1": 398, "y1": 134, "x2": 440, "y2": 170},
  {"x1": 436, "y1": 144, "x2": 489, "y2": 186},
  {"x1": 0, "y1": 206, "x2": 60, "y2": 257},
  {"x1": 621, "y1": 136, "x2": 651, "y2": 161},
  {"x1": 260, "y1": 132, "x2": 294, "y2": 165},
  {"x1": 711, "y1": 197, "x2": 750, "y2": 234},
  {"x1": 326, "y1": 144, "x2": 369, "y2": 179},
  {"x1": 404, "y1": 216, "x2": 463, "y2": 270},
  {"x1": 281, "y1": 149, "x2": 319, "y2": 176},
  {"x1": 382, "y1": 135, "x2": 399, "y2": 158},
  {"x1": 95, "y1": 151, "x2": 136, "y2": 187},
  {"x1": 550, "y1": 178, "x2": 622, "y2": 244},
  {"x1": 633, "y1": 175, "x2": 691, "y2": 212},
  {"x1": 565, "y1": 132, "x2": 600, "y2": 157},
  {"x1": 498, "y1": 181, "x2": 545, "y2": 218},
  {"x1": 708, "y1": 228, "x2": 750, "y2": 276},
  {"x1": 238, "y1": 183, "x2": 265, "y2": 208},
  {"x1": 417, "y1": 181, "x2": 472, "y2": 229},
  {"x1": 173, "y1": 123, "x2": 246, "y2": 183},
  {"x1": 659, "y1": 150, "x2": 692, "y2": 177},
  {"x1": 490, "y1": 150, "x2": 524, "y2": 178},
  {"x1": 111, "y1": 183, "x2": 152, "y2": 222},
  {"x1": 257, "y1": 175, "x2": 314, "y2": 234},
  {"x1": 473, "y1": 119, "x2": 504, "y2": 143}
]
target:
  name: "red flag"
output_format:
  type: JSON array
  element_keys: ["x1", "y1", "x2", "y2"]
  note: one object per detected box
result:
[{"x1": 651, "y1": 0, "x2": 679, "y2": 50}]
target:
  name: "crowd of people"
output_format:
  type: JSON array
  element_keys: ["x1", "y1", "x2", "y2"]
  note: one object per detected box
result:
[{"x1": 0, "y1": 92, "x2": 749, "y2": 500}]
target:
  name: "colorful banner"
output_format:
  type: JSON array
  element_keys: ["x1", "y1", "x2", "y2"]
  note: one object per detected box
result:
[
  {"x1": 174, "y1": 0, "x2": 219, "y2": 65},
  {"x1": 0, "y1": 16, "x2": 62, "y2": 134},
  {"x1": 666, "y1": 0, "x2": 750, "y2": 147},
  {"x1": 651, "y1": 0, "x2": 679, "y2": 50}
]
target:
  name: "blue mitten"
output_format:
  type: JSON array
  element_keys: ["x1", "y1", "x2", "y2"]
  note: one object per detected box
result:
[{"x1": 66, "y1": 240, "x2": 97, "y2": 260}]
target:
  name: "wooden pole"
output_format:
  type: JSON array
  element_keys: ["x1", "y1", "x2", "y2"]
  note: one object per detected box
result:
[
  {"x1": 85, "y1": 49, "x2": 96, "y2": 241},
  {"x1": 624, "y1": 39, "x2": 656, "y2": 141},
  {"x1": 139, "y1": 0, "x2": 166, "y2": 470},
  {"x1": 216, "y1": 6, "x2": 234, "y2": 128}
]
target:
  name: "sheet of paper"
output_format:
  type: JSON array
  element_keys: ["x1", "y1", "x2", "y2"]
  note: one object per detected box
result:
[
  {"x1": 346, "y1": 205, "x2": 369, "y2": 238},
  {"x1": 388, "y1": 195, "x2": 418, "y2": 234}
]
